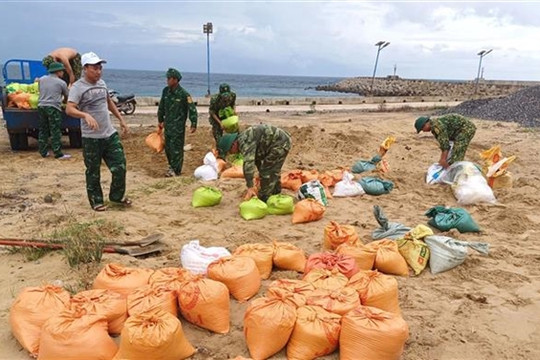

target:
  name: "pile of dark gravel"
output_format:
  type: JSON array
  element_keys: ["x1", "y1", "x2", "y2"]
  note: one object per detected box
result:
[{"x1": 438, "y1": 85, "x2": 540, "y2": 127}]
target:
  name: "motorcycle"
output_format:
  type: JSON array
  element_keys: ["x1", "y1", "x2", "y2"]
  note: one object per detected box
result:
[{"x1": 108, "y1": 90, "x2": 136, "y2": 115}]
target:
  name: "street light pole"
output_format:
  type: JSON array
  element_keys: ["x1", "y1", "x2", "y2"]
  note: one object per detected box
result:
[
  {"x1": 370, "y1": 41, "x2": 390, "y2": 94},
  {"x1": 474, "y1": 49, "x2": 492, "y2": 95},
  {"x1": 203, "y1": 22, "x2": 213, "y2": 97}
]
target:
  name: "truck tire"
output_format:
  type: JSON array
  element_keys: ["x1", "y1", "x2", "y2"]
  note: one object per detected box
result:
[
  {"x1": 8, "y1": 132, "x2": 29, "y2": 151},
  {"x1": 69, "y1": 129, "x2": 82, "y2": 148}
]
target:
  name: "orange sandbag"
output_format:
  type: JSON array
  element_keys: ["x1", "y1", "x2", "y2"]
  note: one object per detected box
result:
[
  {"x1": 11, "y1": 92, "x2": 31, "y2": 109},
  {"x1": 272, "y1": 241, "x2": 307, "y2": 272},
  {"x1": 233, "y1": 243, "x2": 275, "y2": 279},
  {"x1": 367, "y1": 240, "x2": 409, "y2": 276},
  {"x1": 323, "y1": 221, "x2": 359, "y2": 250},
  {"x1": 292, "y1": 199, "x2": 326, "y2": 224},
  {"x1": 148, "y1": 267, "x2": 194, "y2": 292},
  {"x1": 93, "y1": 263, "x2": 154, "y2": 297},
  {"x1": 69, "y1": 289, "x2": 127, "y2": 335},
  {"x1": 303, "y1": 268, "x2": 349, "y2": 291},
  {"x1": 340, "y1": 306, "x2": 409, "y2": 360},
  {"x1": 305, "y1": 252, "x2": 359, "y2": 279},
  {"x1": 301, "y1": 169, "x2": 319, "y2": 183},
  {"x1": 281, "y1": 170, "x2": 304, "y2": 191},
  {"x1": 221, "y1": 165, "x2": 244, "y2": 178},
  {"x1": 306, "y1": 287, "x2": 360, "y2": 315},
  {"x1": 114, "y1": 309, "x2": 196, "y2": 360},
  {"x1": 38, "y1": 308, "x2": 117, "y2": 360},
  {"x1": 267, "y1": 279, "x2": 315, "y2": 307},
  {"x1": 244, "y1": 288, "x2": 298, "y2": 359},
  {"x1": 336, "y1": 243, "x2": 377, "y2": 270},
  {"x1": 217, "y1": 158, "x2": 227, "y2": 173},
  {"x1": 9, "y1": 285, "x2": 70, "y2": 356},
  {"x1": 127, "y1": 284, "x2": 178, "y2": 317},
  {"x1": 317, "y1": 172, "x2": 334, "y2": 188},
  {"x1": 347, "y1": 270, "x2": 401, "y2": 314},
  {"x1": 178, "y1": 276, "x2": 230, "y2": 334},
  {"x1": 145, "y1": 128, "x2": 164, "y2": 153},
  {"x1": 286, "y1": 305, "x2": 341, "y2": 360},
  {"x1": 207, "y1": 256, "x2": 261, "y2": 302}
]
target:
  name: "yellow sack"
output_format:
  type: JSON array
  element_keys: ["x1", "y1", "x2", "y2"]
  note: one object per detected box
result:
[
  {"x1": 491, "y1": 172, "x2": 513, "y2": 189},
  {"x1": 407, "y1": 224, "x2": 434, "y2": 240},
  {"x1": 145, "y1": 128, "x2": 164, "y2": 153},
  {"x1": 380, "y1": 136, "x2": 396, "y2": 150},
  {"x1": 396, "y1": 238, "x2": 430, "y2": 276},
  {"x1": 479, "y1": 145, "x2": 503, "y2": 165}
]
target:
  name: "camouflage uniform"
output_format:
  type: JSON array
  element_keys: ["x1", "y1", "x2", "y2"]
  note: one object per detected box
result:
[
  {"x1": 238, "y1": 124, "x2": 292, "y2": 202},
  {"x1": 430, "y1": 113, "x2": 476, "y2": 164},
  {"x1": 37, "y1": 107, "x2": 64, "y2": 158},
  {"x1": 42, "y1": 53, "x2": 82, "y2": 85},
  {"x1": 209, "y1": 85, "x2": 236, "y2": 144},
  {"x1": 158, "y1": 81, "x2": 198, "y2": 175},
  {"x1": 82, "y1": 133, "x2": 127, "y2": 208}
]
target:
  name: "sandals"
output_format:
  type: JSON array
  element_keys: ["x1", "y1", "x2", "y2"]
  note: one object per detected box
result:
[
  {"x1": 110, "y1": 198, "x2": 132, "y2": 207},
  {"x1": 93, "y1": 204, "x2": 108, "y2": 212}
]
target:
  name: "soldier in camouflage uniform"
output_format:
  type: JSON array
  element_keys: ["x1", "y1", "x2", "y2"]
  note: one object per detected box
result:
[
  {"x1": 158, "y1": 68, "x2": 198, "y2": 177},
  {"x1": 209, "y1": 83, "x2": 237, "y2": 145},
  {"x1": 42, "y1": 48, "x2": 82, "y2": 87},
  {"x1": 66, "y1": 52, "x2": 130, "y2": 211},
  {"x1": 415, "y1": 113, "x2": 477, "y2": 168},
  {"x1": 218, "y1": 124, "x2": 292, "y2": 202}
]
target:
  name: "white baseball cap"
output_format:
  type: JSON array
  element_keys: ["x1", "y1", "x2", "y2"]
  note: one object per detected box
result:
[{"x1": 81, "y1": 52, "x2": 107, "y2": 66}]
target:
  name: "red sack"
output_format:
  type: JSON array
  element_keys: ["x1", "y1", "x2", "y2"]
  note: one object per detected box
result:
[{"x1": 305, "y1": 252, "x2": 359, "y2": 279}]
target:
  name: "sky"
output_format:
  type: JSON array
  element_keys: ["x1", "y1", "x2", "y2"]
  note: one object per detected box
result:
[{"x1": 2, "y1": 1, "x2": 540, "y2": 81}]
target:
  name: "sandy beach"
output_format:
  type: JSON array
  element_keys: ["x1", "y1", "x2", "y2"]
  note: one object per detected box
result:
[{"x1": 0, "y1": 107, "x2": 539, "y2": 359}]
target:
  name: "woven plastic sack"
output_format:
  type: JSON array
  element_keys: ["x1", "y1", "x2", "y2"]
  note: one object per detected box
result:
[
  {"x1": 425, "y1": 205, "x2": 481, "y2": 233},
  {"x1": 233, "y1": 243, "x2": 275, "y2": 279},
  {"x1": 292, "y1": 199, "x2": 326, "y2": 224},
  {"x1": 323, "y1": 220, "x2": 359, "y2": 250},
  {"x1": 93, "y1": 263, "x2": 154, "y2": 298},
  {"x1": 266, "y1": 194, "x2": 294, "y2": 215},
  {"x1": 440, "y1": 161, "x2": 496, "y2": 204},
  {"x1": 396, "y1": 238, "x2": 430, "y2": 276},
  {"x1": 347, "y1": 270, "x2": 401, "y2": 315},
  {"x1": 301, "y1": 169, "x2": 320, "y2": 183},
  {"x1": 221, "y1": 165, "x2": 244, "y2": 178},
  {"x1": 39, "y1": 308, "x2": 117, "y2": 360},
  {"x1": 340, "y1": 306, "x2": 409, "y2": 360},
  {"x1": 218, "y1": 105, "x2": 235, "y2": 119},
  {"x1": 69, "y1": 289, "x2": 127, "y2": 335},
  {"x1": 281, "y1": 170, "x2": 304, "y2": 191},
  {"x1": 372, "y1": 205, "x2": 412, "y2": 240},
  {"x1": 180, "y1": 240, "x2": 231, "y2": 275},
  {"x1": 148, "y1": 267, "x2": 195, "y2": 292},
  {"x1": 358, "y1": 177, "x2": 394, "y2": 195},
  {"x1": 114, "y1": 309, "x2": 196, "y2": 360},
  {"x1": 351, "y1": 155, "x2": 381, "y2": 174},
  {"x1": 194, "y1": 152, "x2": 219, "y2": 181},
  {"x1": 306, "y1": 287, "x2": 360, "y2": 315},
  {"x1": 273, "y1": 241, "x2": 307, "y2": 272},
  {"x1": 244, "y1": 288, "x2": 298, "y2": 360},
  {"x1": 222, "y1": 115, "x2": 240, "y2": 133},
  {"x1": 239, "y1": 197, "x2": 268, "y2": 220},
  {"x1": 192, "y1": 186, "x2": 222, "y2": 207},
  {"x1": 303, "y1": 268, "x2": 349, "y2": 291},
  {"x1": 426, "y1": 163, "x2": 446, "y2": 184},
  {"x1": 297, "y1": 180, "x2": 328, "y2": 206},
  {"x1": 145, "y1": 128, "x2": 164, "y2": 153},
  {"x1": 178, "y1": 276, "x2": 230, "y2": 333},
  {"x1": 127, "y1": 285, "x2": 178, "y2": 317},
  {"x1": 367, "y1": 239, "x2": 409, "y2": 276},
  {"x1": 336, "y1": 243, "x2": 377, "y2": 270},
  {"x1": 425, "y1": 235, "x2": 489, "y2": 274},
  {"x1": 207, "y1": 256, "x2": 261, "y2": 302},
  {"x1": 267, "y1": 279, "x2": 315, "y2": 307},
  {"x1": 305, "y1": 252, "x2": 359, "y2": 279},
  {"x1": 9, "y1": 285, "x2": 70, "y2": 356},
  {"x1": 287, "y1": 305, "x2": 341, "y2": 360},
  {"x1": 333, "y1": 171, "x2": 365, "y2": 197}
]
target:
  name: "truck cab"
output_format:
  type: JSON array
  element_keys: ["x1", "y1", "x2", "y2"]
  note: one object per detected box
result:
[{"x1": 1, "y1": 59, "x2": 82, "y2": 150}]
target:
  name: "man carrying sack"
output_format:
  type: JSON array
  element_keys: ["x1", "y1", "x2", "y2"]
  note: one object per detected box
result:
[
  {"x1": 209, "y1": 83, "x2": 237, "y2": 145},
  {"x1": 218, "y1": 124, "x2": 292, "y2": 202}
]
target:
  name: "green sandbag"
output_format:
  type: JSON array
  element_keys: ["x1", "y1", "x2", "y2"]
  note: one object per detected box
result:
[
  {"x1": 218, "y1": 105, "x2": 235, "y2": 119},
  {"x1": 6, "y1": 83, "x2": 20, "y2": 94},
  {"x1": 239, "y1": 198, "x2": 268, "y2": 220},
  {"x1": 192, "y1": 186, "x2": 222, "y2": 208},
  {"x1": 29, "y1": 94, "x2": 39, "y2": 109},
  {"x1": 425, "y1": 206, "x2": 481, "y2": 233},
  {"x1": 358, "y1": 177, "x2": 394, "y2": 195},
  {"x1": 26, "y1": 82, "x2": 39, "y2": 95},
  {"x1": 227, "y1": 153, "x2": 244, "y2": 166},
  {"x1": 352, "y1": 155, "x2": 382, "y2": 174},
  {"x1": 222, "y1": 115, "x2": 239, "y2": 133},
  {"x1": 18, "y1": 84, "x2": 28, "y2": 93},
  {"x1": 266, "y1": 194, "x2": 294, "y2": 215}
]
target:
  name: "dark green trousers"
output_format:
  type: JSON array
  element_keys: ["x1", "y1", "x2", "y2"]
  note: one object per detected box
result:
[
  {"x1": 257, "y1": 134, "x2": 292, "y2": 202},
  {"x1": 38, "y1": 106, "x2": 63, "y2": 158},
  {"x1": 164, "y1": 121, "x2": 186, "y2": 175},
  {"x1": 82, "y1": 132, "x2": 126, "y2": 208},
  {"x1": 209, "y1": 117, "x2": 223, "y2": 145}
]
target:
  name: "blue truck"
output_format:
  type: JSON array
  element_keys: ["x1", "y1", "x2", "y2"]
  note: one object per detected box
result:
[{"x1": 1, "y1": 59, "x2": 81, "y2": 150}]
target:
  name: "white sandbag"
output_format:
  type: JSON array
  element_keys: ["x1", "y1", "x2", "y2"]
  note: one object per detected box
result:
[
  {"x1": 194, "y1": 152, "x2": 219, "y2": 180},
  {"x1": 333, "y1": 171, "x2": 365, "y2": 197},
  {"x1": 297, "y1": 180, "x2": 328, "y2": 206},
  {"x1": 441, "y1": 162, "x2": 496, "y2": 205},
  {"x1": 424, "y1": 235, "x2": 489, "y2": 274},
  {"x1": 426, "y1": 163, "x2": 446, "y2": 184},
  {"x1": 180, "y1": 240, "x2": 231, "y2": 275}
]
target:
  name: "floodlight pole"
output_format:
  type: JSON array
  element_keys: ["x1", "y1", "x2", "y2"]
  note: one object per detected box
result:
[
  {"x1": 203, "y1": 22, "x2": 213, "y2": 97},
  {"x1": 475, "y1": 49, "x2": 492, "y2": 95},
  {"x1": 370, "y1": 41, "x2": 390, "y2": 94}
]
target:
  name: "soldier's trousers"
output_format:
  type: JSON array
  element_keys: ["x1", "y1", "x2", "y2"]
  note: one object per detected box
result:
[
  {"x1": 164, "y1": 121, "x2": 186, "y2": 175},
  {"x1": 82, "y1": 132, "x2": 126, "y2": 208},
  {"x1": 449, "y1": 125, "x2": 476, "y2": 164},
  {"x1": 38, "y1": 106, "x2": 63, "y2": 158},
  {"x1": 257, "y1": 132, "x2": 292, "y2": 202},
  {"x1": 209, "y1": 117, "x2": 223, "y2": 145}
]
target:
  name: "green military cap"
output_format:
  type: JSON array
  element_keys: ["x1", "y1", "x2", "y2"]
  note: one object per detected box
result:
[
  {"x1": 166, "y1": 68, "x2": 182, "y2": 80},
  {"x1": 415, "y1": 116, "x2": 430, "y2": 133},
  {"x1": 218, "y1": 133, "x2": 238, "y2": 158},
  {"x1": 47, "y1": 62, "x2": 65, "y2": 73},
  {"x1": 219, "y1": 83, "x2": 231, "y2": 94}
]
